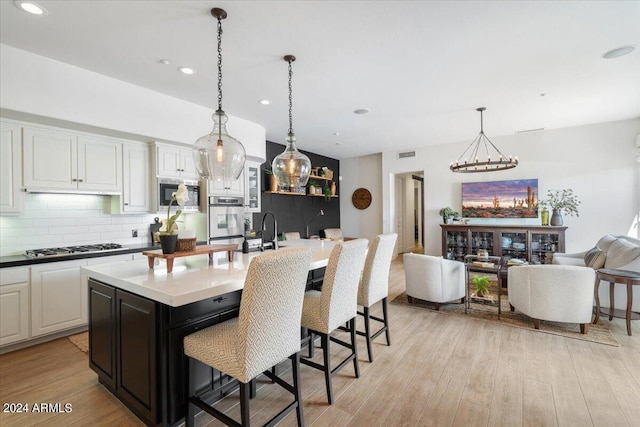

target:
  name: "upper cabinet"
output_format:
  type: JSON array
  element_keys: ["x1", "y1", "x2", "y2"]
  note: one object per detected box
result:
[
  {"x1": 155, "y1": 143, "x2": 198, "y2": 180},
  {"x1": 243, "y1": 161, "x2": 261, "y2": 212},
  {"x1": 111, "y1": 142, "x2": 151, "y2": 213},
  {"x1": 0, "y1": 121, "x2": 23, "y2": 214},
  {"x1": 23, "y1": 126, "x2": 122, "y2": 193}
]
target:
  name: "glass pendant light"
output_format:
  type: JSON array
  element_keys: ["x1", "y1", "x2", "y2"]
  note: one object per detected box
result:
[
  {"x1": 193, "y1": 8, "x2": 246, "y2": 185},
  {"x1": 272, "y1": 55, "x2": 311, "y2": 193}
]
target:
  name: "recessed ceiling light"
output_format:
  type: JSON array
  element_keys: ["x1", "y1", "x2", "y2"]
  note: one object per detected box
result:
[
  {"x1": 177, "y1": 66, "x2": 195, "y2": 75},
  {"x1": 14, "y1": 1, "x2": 47, "y2": 15},
  {"x1": 540, "y1": 93, "x2": 547, "y2": 97},
  {"x1": 159, "y1": 59, "x2": 170, "y2": 65},
  {"x1": 602, "y1": 45, "x2": 635, "y2": 59},
  {"x1": 332, "y1": 132, "x2": 340, "y2": 136},
  {"x1": 258, "y1": 99, "x2": 270, "y2": 105},
  {"x1": 335, "y1": 142, "x2": 342, "y2": 146},
  {"x1": 353, "y1": 108, "x2": 370, "y2": 115}
]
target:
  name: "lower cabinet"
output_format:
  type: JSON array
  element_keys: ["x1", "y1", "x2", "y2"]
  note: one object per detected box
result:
[{"x1": 0, "y1": 267, "x2": 29, "y2": 346}]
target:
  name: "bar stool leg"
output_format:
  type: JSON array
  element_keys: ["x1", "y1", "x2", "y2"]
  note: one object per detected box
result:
[
  {"x1": 350, "y1": 317, "x2": 360, "y2": 378},
  {"x1": 321, "y1": 333, "x2": 333, "y2": 405},
  {"x1": 363, "y1": 306, "x2": 373, "y2": 362},
  {"x1": 240, "y1": 381, "x2": 250, "y2": 426},
  {"x1": 382, "y1": 297, "x2": 391, "y2": 346},
  {"x1": 291, "y1": 353, "x2": 304, "y2": 427}
]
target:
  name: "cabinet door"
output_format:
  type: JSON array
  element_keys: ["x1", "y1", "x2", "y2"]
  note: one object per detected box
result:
[
  {"x1": 31, "y1": 259, "x2": 87, "y2": 337},
  {"x1": 207, "y1": 170, "x2": 245, "y2": 196},
  {"x1": 77, "y1": 136, "x2": 122, "y2": 192},
  {"x1": 23, "y1": 127, "x2": 77, "y2": 189},
  {"x1": 499, "y1": 230, "x2": 527, "y2": 260},
  {"x1": 122, "y1": 143, "x2": 151, "y2": 212},
  {"x1": 156, "y1": 144, "x2": 181, "y2": 178},
  {"x1": 530, "y1": 231, "x2": 562, "y2": 264},
  {"x1": 0, "y1": 266, "x2": 30, "y2": 347},
  {"x1": 0, "y1": 122, "x2": 23, "y2": 214},
  {"x1": 116, "y1": 289, "x2": 158, "y2": 425},
  {"x1": 88, "y1": 279, "x2": 116, "y2": 389},
  {"x1": 244, "y1": 161, "x2": 261, "y2": 212},
  {"x1": 179, "y1": 148, "x2": 199, "y2": 180}
]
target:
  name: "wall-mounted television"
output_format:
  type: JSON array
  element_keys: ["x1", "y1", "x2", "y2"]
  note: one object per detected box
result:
[{"x1": 462, "y1": 179, "x2": 538, "y2": 218}]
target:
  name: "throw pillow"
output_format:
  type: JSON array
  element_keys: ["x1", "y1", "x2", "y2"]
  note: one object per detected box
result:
[
  {"x1": 584, "y1": 246, "x2": 606, "y2": 269},
  {"x1": 605, "y1": 239, "x2": 640, "y2": 269}
]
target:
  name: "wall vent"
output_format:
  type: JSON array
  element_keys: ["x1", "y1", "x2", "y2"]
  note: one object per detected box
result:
[{"x1": 397, "y1": 150, "x2": 416, "y2": 159}]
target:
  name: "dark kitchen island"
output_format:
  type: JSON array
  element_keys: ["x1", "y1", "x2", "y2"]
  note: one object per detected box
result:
[{"x1": 81, "y1": 240, "x2": 333, "y2": 426}]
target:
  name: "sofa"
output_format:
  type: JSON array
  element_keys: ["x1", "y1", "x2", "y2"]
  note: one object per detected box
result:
[{"x1": 553, "y1": 234, "x2": 640, "y2": 311}]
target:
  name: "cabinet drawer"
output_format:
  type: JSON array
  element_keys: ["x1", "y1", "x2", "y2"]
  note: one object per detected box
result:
[
  {"x1": 0, "y1": 266, "x2": 29, "y2": 285},
  {"x1": 168, "y1": 290, "x2": 241, "y2": 326}
]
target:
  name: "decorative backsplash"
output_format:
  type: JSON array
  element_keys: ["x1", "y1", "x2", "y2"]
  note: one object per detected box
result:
[{"x1": 0, "y1": 193, "x2": 157, "y2": 257}]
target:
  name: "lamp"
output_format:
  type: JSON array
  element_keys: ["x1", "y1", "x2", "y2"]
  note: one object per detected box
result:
[
  {"x1": 306, "y1": 209, "x2": 324, "y2": 239},
  {"x1": 272, "y1": 55, "x2": 311, "y2": 193},
  {"x1": 193, "y1": 8, "x2": 246, "y2": 185},
  {"x1": 450, "y1": 107, "x2": 518, "y2": 173}
]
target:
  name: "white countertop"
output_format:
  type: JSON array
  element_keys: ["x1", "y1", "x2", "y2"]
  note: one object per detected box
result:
[{"x1": 82, "y1": 239, "x2": 336, "y2": 307}]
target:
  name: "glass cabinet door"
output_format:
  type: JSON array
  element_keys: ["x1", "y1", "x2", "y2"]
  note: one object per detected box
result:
[
  {"x1": 470, "y1": 231, "x2": 494, "y2": 256},
  {"x1": 445, "y1": 230, "x2": 468, "y2": 261},
  {"x1": 500, "y1": 231, "x2": 527, "y2": 260},
  {"x1": 531, "y1": 232, "x2": 560, "y2": 264},
  {"x1": 244, "y1": 161, "x2": 261, "y2": 213}
]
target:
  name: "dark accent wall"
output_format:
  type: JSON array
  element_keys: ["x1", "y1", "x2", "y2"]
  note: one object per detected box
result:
[{"x1": 251, "y1": 141, "x2": 340, "y2": 240}]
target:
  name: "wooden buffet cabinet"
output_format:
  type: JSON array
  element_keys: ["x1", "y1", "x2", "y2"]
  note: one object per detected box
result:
[{"x1": 441, "y1": 224, "x2": 567, "y2": 264}]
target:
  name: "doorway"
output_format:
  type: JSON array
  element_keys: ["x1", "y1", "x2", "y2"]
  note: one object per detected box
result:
[{"x1": 394, "y1": 172, "x2": 424, "y2": 254}]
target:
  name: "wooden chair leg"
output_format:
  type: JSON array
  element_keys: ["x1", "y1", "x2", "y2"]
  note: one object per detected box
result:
[
  {"x1": 434, "y1": 302, "x2": 441, "y2": 311},
  {"x1": 382, "y1": 297, "x2": 391, "y2": 346},
  {"x1": 350, "y1": 317, "x2": 360, "y2": 378},
  {"x1": 407, "y1": 295, "x2": 414, "y2": 303},
  {"x1": 240, "y1": 381, "x2": 251, "y2": 426},
  {"x1": 580, "y1": 323, "x2": 589, "y2": 334},
  {"x1": 321, "y1": 333, "x2": 333, "y2": 404},
  {"x1": 363, "y1": 306, "x2": 373, "y2": 362},
  {"x1": 533, "y1": 319, "x2": 541, "y2": 330}
]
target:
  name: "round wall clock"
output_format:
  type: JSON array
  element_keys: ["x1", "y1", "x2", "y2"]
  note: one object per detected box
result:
[{"x1": 352, "y1": 188, "x2": 372, "y2": 210}]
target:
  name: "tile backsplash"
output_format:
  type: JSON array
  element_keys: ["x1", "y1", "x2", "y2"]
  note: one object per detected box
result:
[{"x1": 0, "y1": 194, "x2": 204, "y2": 256}]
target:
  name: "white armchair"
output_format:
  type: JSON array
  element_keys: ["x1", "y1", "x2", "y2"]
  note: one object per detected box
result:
[
  {"x1": 508, "y1": 265, "x2": 596, "y2": 334},
  {"x1": 403, "y1": 253, "x2": 465, "y2": 310}
]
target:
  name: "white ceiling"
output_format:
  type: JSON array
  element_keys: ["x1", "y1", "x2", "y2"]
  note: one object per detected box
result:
[{"x1": 1, "y1": 0, "x2": 639, "y2": 160}]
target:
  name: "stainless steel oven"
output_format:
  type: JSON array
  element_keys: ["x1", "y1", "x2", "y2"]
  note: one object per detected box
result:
[{"x1": 208, "y1": 196, "x2": 244, "y2": 249}]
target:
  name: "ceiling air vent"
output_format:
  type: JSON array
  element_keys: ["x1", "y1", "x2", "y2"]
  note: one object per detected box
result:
[{"x1": 397, "y1": 150, "x2": 416, "y2": 159}]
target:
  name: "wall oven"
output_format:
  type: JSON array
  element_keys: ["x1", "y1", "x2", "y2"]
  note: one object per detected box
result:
[
  {"x1": 158, "y1": 179, "x2": 202, "y2": 212},
  {"x1": 208, "y1": 196, "x2": 244, "y2": 249}
]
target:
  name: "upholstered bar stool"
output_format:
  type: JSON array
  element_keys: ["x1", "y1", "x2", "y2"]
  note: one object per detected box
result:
[
  {"x1": 183, "y1": 248, "x2": 312, "y2": 427},
  {"x1": 355, "y1": 233, "x2": 398, "y2": 362},
  {"x1": 300, "y1": 238, "x2": 368, "y2": 404},
  {"x1": 322, "y1": 228, "x2": 343, "y2": 240},
  {"x1": 284, "y1": 231, "x2": 301, "y2": 240}
]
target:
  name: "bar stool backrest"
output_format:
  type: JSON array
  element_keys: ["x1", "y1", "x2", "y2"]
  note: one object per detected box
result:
[{"x1": 358, "y1": 233, "x2": 398, "y2": 307}]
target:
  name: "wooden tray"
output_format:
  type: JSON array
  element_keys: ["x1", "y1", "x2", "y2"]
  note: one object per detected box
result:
[{"x1": 143, "y1": 244, "x2": 237, "y2": 273}]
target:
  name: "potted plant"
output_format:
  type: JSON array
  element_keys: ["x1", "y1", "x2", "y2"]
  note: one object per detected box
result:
[
  {"x1": 159, "y1": 184, "x2": 189, "y2": 254},
  {"x1": 472, "y1": 275, "x2": 491, "y2": 298},
  {"x1": 439, "y1": 207, "x2": 459, "y2": 224},
  {"x1": 307, "y1": 180, "x2": 320, "y2": 195},
  {"x1": 323, "y1": 185, "x2": 332, "y2": 202},
  {"x1": 543, "y1": 189, "x2": 580, "y2": 226},
  {"x1": 264, "y1": 168, "x2": 278, "y2": 192}
]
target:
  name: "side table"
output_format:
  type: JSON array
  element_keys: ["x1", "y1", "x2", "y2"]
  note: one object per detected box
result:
[
  {"x1": 593, "y1": 268, "x2": 640, "y2": 336},
  {"x1": 463, "y1": 255, "x2": 504, "y2": 317}
]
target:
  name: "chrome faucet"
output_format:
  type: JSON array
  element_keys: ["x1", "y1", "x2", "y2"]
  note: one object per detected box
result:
[{"x1": 261, "y1": 211, "x2": 278, "y2": 250}]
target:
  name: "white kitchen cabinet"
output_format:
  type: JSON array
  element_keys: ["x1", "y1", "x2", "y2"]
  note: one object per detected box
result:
[
  {"x1": 120, "y1": 142, "x2": 151, "y2": 213},
  {"x1": 0, "y1": 121, "x2": 23, "y2": 214},
  {"x1": 30, "y1": 259, "x2": 88, "y2": 337},
  {"x1": 155, "y1": 143, "x2": 198, "y2": 180},
  {"x1": 207, "y1": 170, "x2": 245, "y2": 197},
  {"x1": 244, "y1": 161, "x2": 261, "y2": 212},
  {"x1": 0, "y1": 267, "x2": 29, "y2": 346},
  {"x1": 23, "y1": 126, "x2": 122, "y2": 193}
]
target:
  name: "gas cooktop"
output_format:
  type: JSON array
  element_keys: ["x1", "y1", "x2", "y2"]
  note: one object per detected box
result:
[{"x1": 25, "y1": 243, "x2": 126, "y2": 258}]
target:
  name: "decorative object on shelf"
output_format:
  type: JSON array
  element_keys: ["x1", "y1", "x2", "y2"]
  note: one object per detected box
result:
[
  {"x1": 439, "y1": 207, "x2": 459, "y2": 224},
  {"x1": 450, "y1": 107, "x2": 518, "y2": 173},
  {"x1": 543, "y1": 188, "x2": 580, "y2": 226},
  {"x1": 323, "y1": 185, "x2": 332, "y2": 202},
  {"x1": 306, "y1": 209, "x2": 324, "y2": 238},
  {"x1": 159, "y1": 183, "x2": 189, "y2": 254},
  {"x1": 176, "y1": 229, "x2": 197, "y2": 252},
  {"x1": 272, "y1": 55, "x2": 311, "y2": 193},
  {"x1": 352, "y1": 188, "x2": 372, "y2": 210},
  {"x1": 193, "y1": 8, "x2": 246, "y2": 184},
  {"x1": 477, "y1": 249, "x2": 489, "y2": 260},
  {"x1": 307, "y1": 180, "x2": 319, "y2": 195},
  {"x1": 330, "y1": 181, "x2": 336, "y2": 196},
  {"x1": 539, "y1": 200, "x2": 550, "y2": 226},
  {"x1": 462, "y1": 179, "x2": 538, "y2": 218}
]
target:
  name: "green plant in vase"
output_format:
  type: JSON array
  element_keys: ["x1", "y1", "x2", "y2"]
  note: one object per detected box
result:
[
  {"x1": 472, "y1": 275, "x2": 491, "y2": 298},
  {"x1": 543, "y1": 189, "x2": 580, "y2": 226},
  {"x1": 323, "y1": 185, "x2": 332, "y2": 202}
]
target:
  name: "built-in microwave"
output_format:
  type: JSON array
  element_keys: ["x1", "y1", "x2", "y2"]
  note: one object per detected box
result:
[{"x1": 158, "y1": 179, "x2": 202, "y2": 212}]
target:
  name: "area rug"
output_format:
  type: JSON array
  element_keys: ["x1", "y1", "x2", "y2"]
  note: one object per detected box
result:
[
  {"x1": 68, "y1": 332, "x2": 88, "y2": 354},
  {"x1": 391, "y1": 292, "x2": 619, "y2": 347}
]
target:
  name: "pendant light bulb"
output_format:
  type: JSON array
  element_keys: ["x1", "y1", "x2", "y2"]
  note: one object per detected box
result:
[
  {"x1": 272, "y1": 55, "x2": 311, "y2": 193},
  {"x1": 193, "y1": 8, "x2": 246, "y2": 184}
]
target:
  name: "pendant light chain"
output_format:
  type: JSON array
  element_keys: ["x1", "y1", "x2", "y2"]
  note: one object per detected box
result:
[
  {"x1": 288, "y1": 58, "x2": 294, "y2": 135},
  {"x1": 216, "y1": 15, "x2": 223, "y2": 112}
]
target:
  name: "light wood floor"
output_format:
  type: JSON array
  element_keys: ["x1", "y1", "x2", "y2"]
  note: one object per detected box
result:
[{"x1": 1, "y1": 256, "x2": 639, "y2": 427}]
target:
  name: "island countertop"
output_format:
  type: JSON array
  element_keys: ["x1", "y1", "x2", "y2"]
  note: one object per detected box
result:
[{"x1": 81, "y1": 239, "x2": 337, "y2": 307}]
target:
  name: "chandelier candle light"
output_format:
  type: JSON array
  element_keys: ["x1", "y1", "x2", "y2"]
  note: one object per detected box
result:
[
  {"x1": 272, "y1": 55, "x2": 311, "y2": 193},
  {"x1": 193, "y1": 8, "x2": 246, "y2": 185},
  {"x1": 450, "y1": 107, "x2": 518, "y2": 173}
]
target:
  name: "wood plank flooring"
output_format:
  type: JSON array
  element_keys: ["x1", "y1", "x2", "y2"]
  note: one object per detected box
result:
[{"x1": 1, "y1": 256, "x2": 639, "y2": 426}]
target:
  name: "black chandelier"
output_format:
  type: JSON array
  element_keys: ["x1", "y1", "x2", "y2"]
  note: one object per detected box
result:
[{"x1": 450, "y1": 107, "x2": 518, "y2": 173}]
